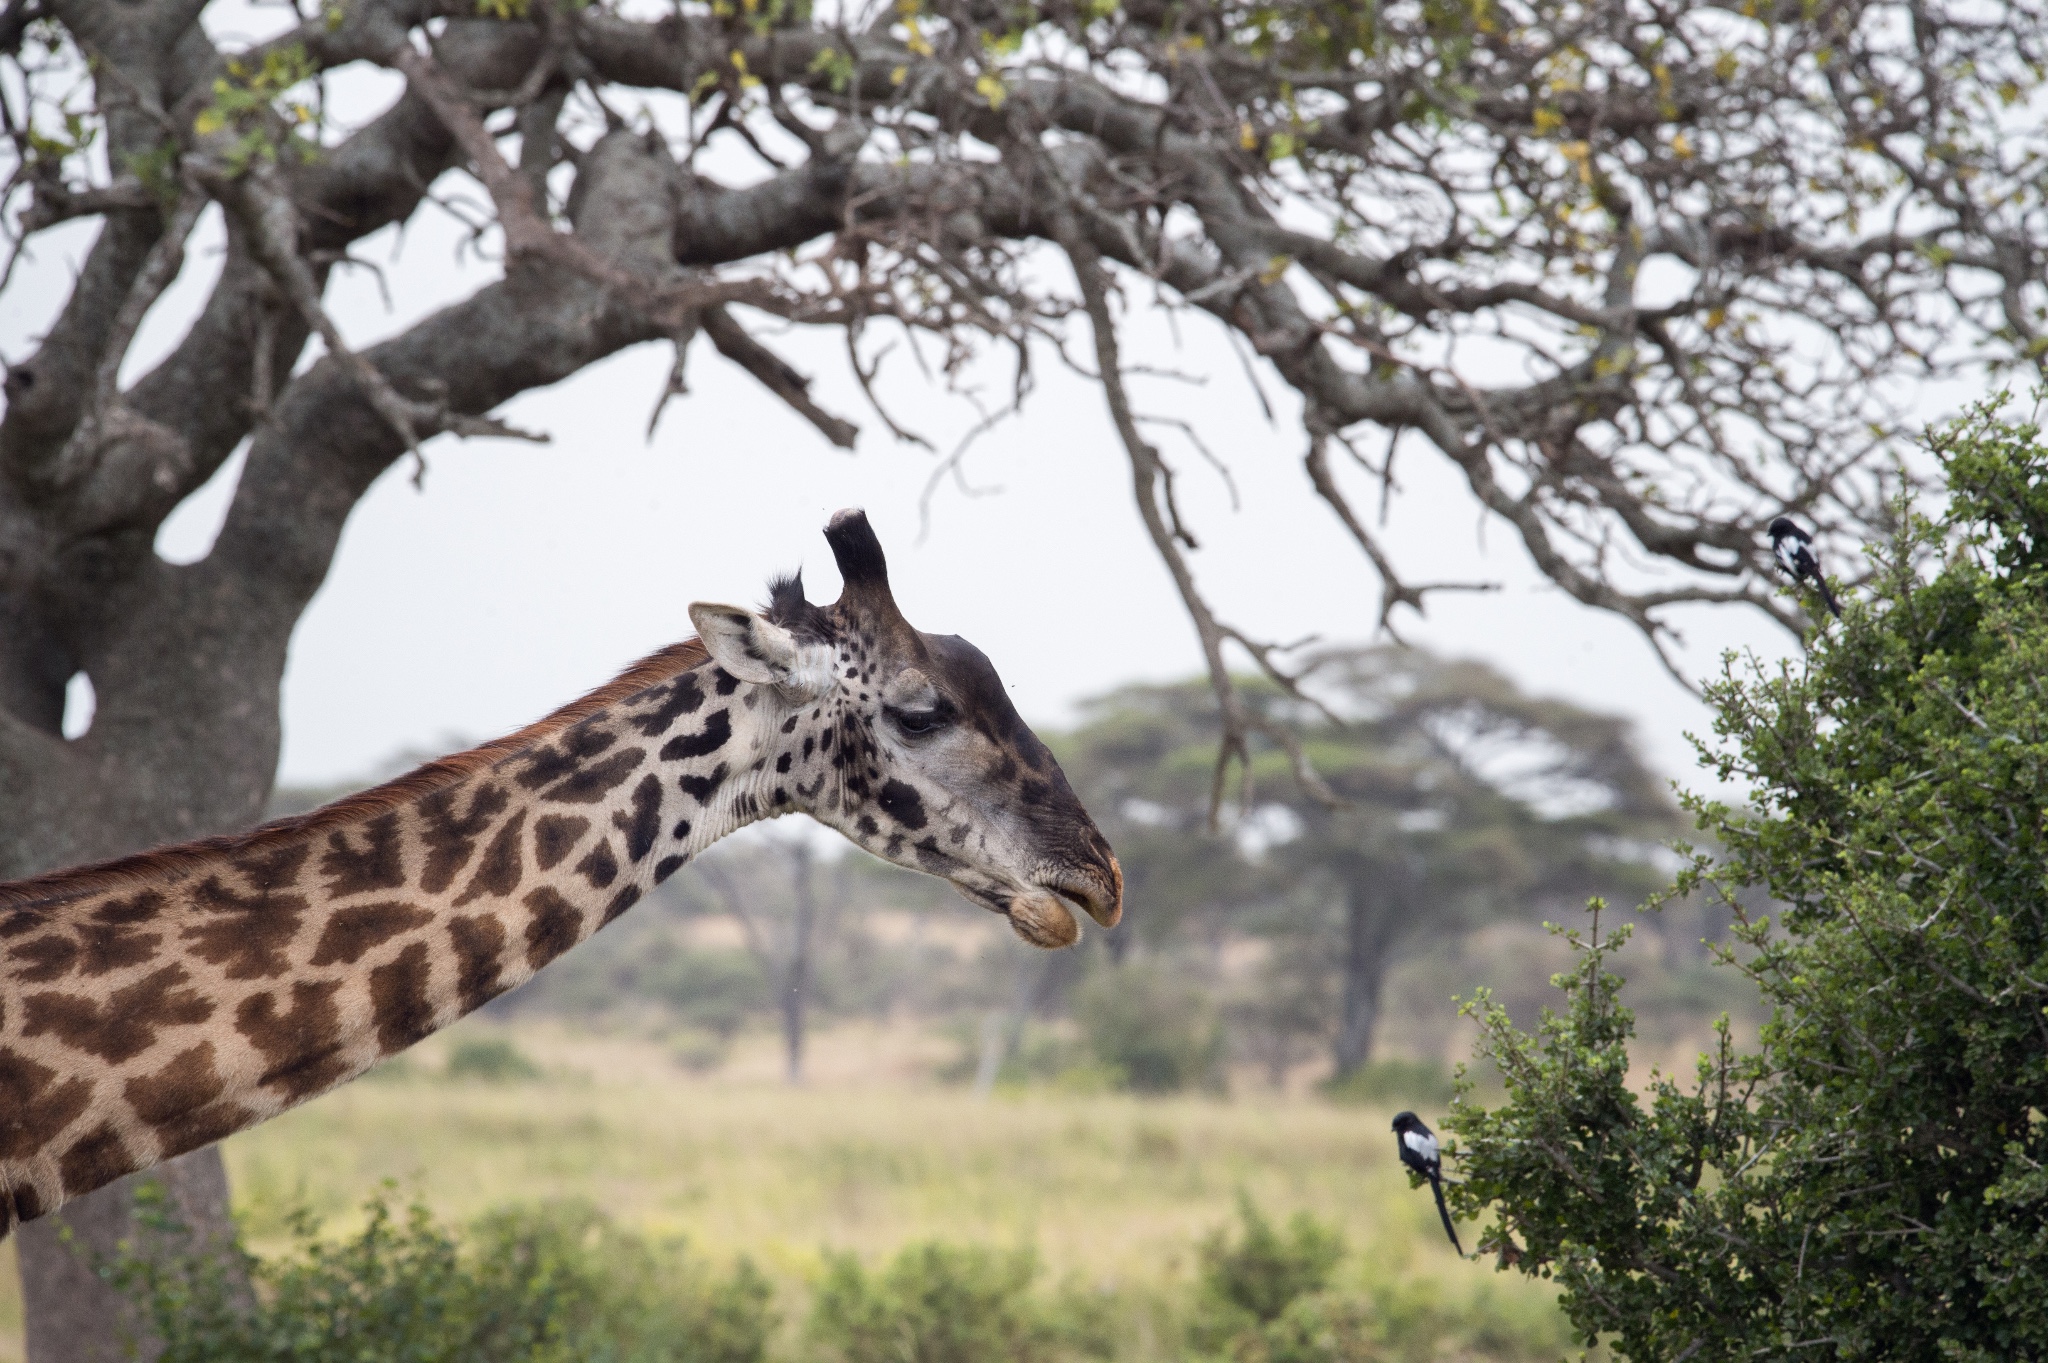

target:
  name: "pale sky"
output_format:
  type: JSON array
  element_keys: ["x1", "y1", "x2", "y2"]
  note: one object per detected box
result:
[{"x1": 1, "y1": 20, "x2": 1823, "y2": 799}]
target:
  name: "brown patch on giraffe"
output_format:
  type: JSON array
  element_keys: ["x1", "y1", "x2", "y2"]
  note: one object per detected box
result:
[
  {"x1": 0, "y1": 1047, "x2": 93, "y2": 1159},
  {"x1": 515, "y1": 717, "x2": 619, "y2": 790},
  {"x1": 23, "y1": 965, "x2": 213, "y2": 1064},
  {"x1": 0, "y1": 910, "x2": 46, "y2": 938},
  {"x1": 601, "y1": 885, "x2": 641, "y2": 927},
  {"x1": 521, "y1": 887, "x2": 583, "y2": 970},
  {"x1": 231, "y1": 841, "x2": 314, "y2": 894},
  {"x1": 236, "y1": 980, "x2": 348, "y2": 1100},
  {"x1": 125, "y1": 1041, "x2": 226, "y2": 1127},
  {"x1": 447, "y1": 915, "x2": 508, "y2": 1011},
  {"x1": 452, "y1": 810, "x2": 527, "y2": 906},
  {"x1": 8, "y1": 907, "x2": 163, "y2": 982},
  {"x1": 309, "y1": 902, "x2": 433, "y2": 967},
  {"x1": 417, "y1": 782, "x2": 513, "y2": 894},
  {"x1": 7, "y1": 934, "x2": 86, "y2": 983},
  {"x1": 574, "y1": 839, "x2": 619, "y2": 890},
  {"x1": 56, "y1": 1122, "x2": 132, "y2": 1199},
  {"x1": 183, "y1": 874, "x2": 307, "y2": 980},
  {"x1": 370, "y1": 942, "x2": 435, "y2": 1055},
  {"x1": 613, "y1": 774, "x2": 663, "y2": 863},
  {"x1": 531, "y1": 815, "x2": 589, "y2": 870},
  {"x1": 0, "y1": 640, "x2": 708, "y2": 913},
  {"x1": 540, "y1": 747, "x2": 647, "y2": 805},
  {"x1": 319, "y1": 811, "x2": 407, "y2": 897},
  {"x1": 625, "y1": 672, "x2": 706, "y2": 736}
]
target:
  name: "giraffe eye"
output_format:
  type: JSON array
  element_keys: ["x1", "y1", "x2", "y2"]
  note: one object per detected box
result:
[{"x1": 889, "y1": 707, "x2": 949, "y2": 736}]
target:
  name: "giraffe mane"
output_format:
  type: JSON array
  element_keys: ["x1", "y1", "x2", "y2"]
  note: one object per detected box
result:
[{"x1": 0, "y1": 638, "x2": 712, "y2": 914}]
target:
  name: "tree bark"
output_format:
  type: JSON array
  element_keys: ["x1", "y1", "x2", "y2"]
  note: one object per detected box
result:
[{"x1": 1332, "y1": 868, "x2": 1409, "y2": 1081}]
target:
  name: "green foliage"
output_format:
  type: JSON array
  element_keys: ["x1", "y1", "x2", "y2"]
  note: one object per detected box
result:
[
  {"x1": 191, "y1": 44, "x2": 318, "y2": 173},
  {"x1": 446, "y1": 1034, "x2": 545, "y2": 1082},
  {"x1": 1448, "y1": 398, "x2": 2048, "y2": 1361},
  {"x1": 1194, "y1": 1196, "x2": 1345, "y2": 1335},
  {"x1": 113, "y1": 1192, "x2": 774, "y2": 1363},
  {"x1": 805, "y1": 1242, "x2": 1117, "y2": 1363},
  {"x1": 1072, "y1": 964, "x2": 1225, "y2": 1093}
]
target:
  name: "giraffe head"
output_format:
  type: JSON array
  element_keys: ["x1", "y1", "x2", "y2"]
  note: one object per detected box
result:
[{"x1": 685, "y1": 510, "x2": 1121, "y2": 947}]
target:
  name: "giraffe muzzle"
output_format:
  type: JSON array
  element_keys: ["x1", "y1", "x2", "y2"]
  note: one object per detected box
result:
[{"x1": 1038, "y1": 856, "x2": 1123, "y2": 930}]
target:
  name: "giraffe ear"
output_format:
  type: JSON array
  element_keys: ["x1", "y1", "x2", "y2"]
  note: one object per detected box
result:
[{"x1": 688, "y1": 603, "x2": 803, "y2": 686}]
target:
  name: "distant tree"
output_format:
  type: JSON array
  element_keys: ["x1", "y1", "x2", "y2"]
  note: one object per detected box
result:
[
  {"x1": 1449, "y1": 401, "x2": 2048, "y2": 1361},
  {"x1": 698, "y1": 835, "x2": 851, "y2": 1085},
  {"x1": 1061, "y1": 646, "x2": 1677, "y2": 1078}
]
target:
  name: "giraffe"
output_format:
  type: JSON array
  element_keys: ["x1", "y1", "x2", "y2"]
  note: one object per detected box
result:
[{"x1": 0, "y1": 508, "x2": 1122, "y2": 1237}]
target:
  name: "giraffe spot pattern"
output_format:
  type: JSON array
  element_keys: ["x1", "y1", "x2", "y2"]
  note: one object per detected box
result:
[
  {"x1": 182, "y1": 873, "x2": 307, "y2": 981},
  {"x1": 447, "y1": 915, "x2": 508, "y2": 1012},
  {"x1": 124, "y1": 1040, "x2": 252, "y2": 1160},
  {"x1": 659, "y1": 709, "x2": 731, "y2": 762},
  {"x1": 236, "y1": 980, "x2": 347, "y2": 1100},
  {"x1": 319, "y1": 812, "x2": 407, "y2": 897},
  {"x1": 0, "y1": 1047, "x2": 92, "y2": 1159},
  {"x1": 575, "y1": 840, "x2": 618, "y2": 890},
  {"x1": 310, "y1": 902, "x2": 433, "y2": 967},
  {"x1": 516, "y1": 721, "x2": 619, "y2": 789},
  {"x1": 613, "y1": 775, "x2": 662, "y2": 863},
  {"x1": 678, "y1": 763, "x2": 728, "y2": 803},
  {"x1": 541, "y1": 747, "x2": 647, "y2": 804},
  {"x1": 416, "y1": 783, "x2": 513, "y2": 893},
  {"x1": 23, "y1": 965, "x2": 214, "y2": 1064},
  {"x1": 532, "y1": 814, "x2": 590, "y2": 871},
  {"x1": 601, "y1": 886, "x2": 641, "y2": 927},
  {"x1": 370, "y1": 942, "x2": 435, "y2": 1055},
  {"x1": 57, "y1": 1123, "x2": 131, "y2": 1199},
  {"x1": 522, "y1": 888, "x2": 583, "y2": 970},
  {"x1": 453, "y1": 810, "x2": 527, "y2": 905},
  {"x1": 625, "y1": 673, "x2": 705, "y2": 736}
]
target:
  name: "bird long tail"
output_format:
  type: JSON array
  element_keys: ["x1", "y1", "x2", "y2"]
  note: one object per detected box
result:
[
  {"x1": 1820, "y1": 579, "x2": 1842, "y2": 618},
  {"x1": 1429, "y1": 1174, "x2": 1463, "y2": 1255}
]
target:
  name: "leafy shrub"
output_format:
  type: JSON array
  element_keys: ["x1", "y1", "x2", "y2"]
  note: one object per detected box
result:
[
  {"x1": 1190, "y1": 1196, "x2": 1345, "y2": 1353},
  {"x1": 445, "y1": 1035, "x2": 545, "y2": 1082},
  {"x1": 1071, "y1": 966, "x2": 1224, "y2": 1094},
  {"x1": 1451, "y1": 400, "x2": 2048, "y2": 1360},
  {"x1": 805, "y1": 1241, "x2": 1118, "y2": 1363},
  {"x1": 114, "y1": 1191, "x2": 774, "y2": 1363}
]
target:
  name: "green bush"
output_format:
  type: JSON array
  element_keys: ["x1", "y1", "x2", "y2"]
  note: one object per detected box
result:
[
  {"x1": 805, "y1": 1241, "x2": 1118, "y2": 1363},
  {"x1": 114, "y1": 1191, "x2": 774, "y2": 1363},
  {"x1": 1071, "y1": 966, "x2": 1224, "y2": 1094},
  {"x1": 445, "y1": 1035, "x2": 545, "y2": 1082},
  {"x1": 1190, "y1": 1196, "x2": 1345, "y2": 1355},
  {"x1": 1450, "y1": 399, "x2": 2048, "y2": 1361}
]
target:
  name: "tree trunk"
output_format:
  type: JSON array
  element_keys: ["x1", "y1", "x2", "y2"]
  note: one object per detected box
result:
[
  {"x1": 19, "y1": 1149, "x2": 249, "y2": 1363},
  {"x1": 782, "y1": 843, "x2": 817, "y2": 1085},
  {"x1": 2, "y1": 35, "x2": 679, "y2": 1346},
  {"x1": 1332, "y1": 871, "x2": 1407, "y2": 1081}
]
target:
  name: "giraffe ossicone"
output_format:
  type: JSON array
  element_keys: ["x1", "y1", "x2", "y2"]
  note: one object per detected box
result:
[{"x1": 0, "y1": 508, "x2": 1121, "y2": 1237}]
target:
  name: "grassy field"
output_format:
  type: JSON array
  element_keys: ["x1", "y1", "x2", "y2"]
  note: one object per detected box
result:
[{"x1": 0, "y1": 1017, "x2": 1590, "y2": 1361}]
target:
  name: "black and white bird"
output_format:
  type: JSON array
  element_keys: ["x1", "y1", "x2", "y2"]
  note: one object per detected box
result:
[
  {"x1": 1391, "y1": 1111, "x2": 1463, "y2": 1254},
  {"x1": 1767, "y1": 516, "x2": 1841, "y2": 618}
]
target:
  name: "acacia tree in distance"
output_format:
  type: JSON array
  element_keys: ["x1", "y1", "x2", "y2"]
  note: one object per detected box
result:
[
  {"x1": 1057, "y1": 647, "x2": 1677, "y2": 1081},
  {"x1": 2, "y1": 0, "x2": 2045, "y2": 1354}
]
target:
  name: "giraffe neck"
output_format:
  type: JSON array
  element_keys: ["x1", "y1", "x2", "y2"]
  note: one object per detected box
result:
[{"x1": 0, "y1": 645, "x2": 812, "y2": 1234}]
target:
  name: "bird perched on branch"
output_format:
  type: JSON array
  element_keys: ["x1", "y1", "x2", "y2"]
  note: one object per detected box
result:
[
  {"x1": 1768, "y1": 516, "x2": 1841, "y2": 618},
  {"x1": 1392, "y1": 1111, "x2": 1463, "y2": 1254}
]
